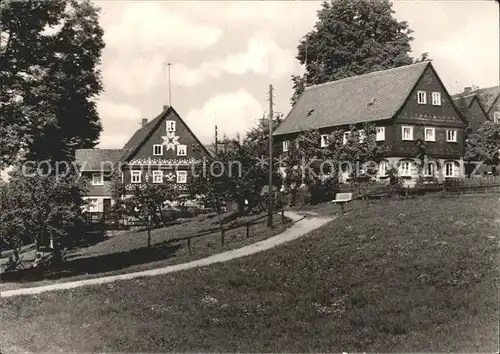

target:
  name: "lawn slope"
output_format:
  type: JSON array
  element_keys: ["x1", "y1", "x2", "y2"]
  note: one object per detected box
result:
[{"x1": 1, "y1": 196, "x2": 498, "y2": 353}]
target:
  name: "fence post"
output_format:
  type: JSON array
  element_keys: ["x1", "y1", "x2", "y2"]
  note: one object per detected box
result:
[
  {"x1": 246, "y1": 223, "x2": 250, "y2": 238},
  {"x1": 187, "y1": 238, "x2": 192, "y2": 255},
  {"x1": 281, "y1": 209, "x2": 285, "y2": 224}
]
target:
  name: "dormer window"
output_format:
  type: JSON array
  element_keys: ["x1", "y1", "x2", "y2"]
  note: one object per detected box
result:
[
  {"x1": 166, "y1": 120, "x2": 176, "y2": 132},
  {"x1": 283, "y1": 140, "x2": 289, "y2": 152},
  {"x1": 153, "y1": 144, "x2": 163, "y2": 156},
  {"x1": 431, "y1": 92, "x2": 441, "y2": 106},
  {"x1": 320, "y1": 134, "x2": 329, "y2": 147},
  {"x1": 417, "y1": 91, "x2": 427, "y2": 104},
  {"x1": 494, "y1": 111, "x2": 500, "y2": 124}
]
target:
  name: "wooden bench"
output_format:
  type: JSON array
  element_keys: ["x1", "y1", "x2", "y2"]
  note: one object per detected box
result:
[{"x1": 332, "y1": 192, "x2": 353, "y2": 214}]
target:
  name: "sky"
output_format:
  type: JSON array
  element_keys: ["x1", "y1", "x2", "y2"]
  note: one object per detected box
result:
[{"x1": 94, "y1": 0, "x2": 499, "y2": 147}]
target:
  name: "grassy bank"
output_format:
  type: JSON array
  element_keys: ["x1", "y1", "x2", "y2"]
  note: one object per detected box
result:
[
  {"x1": 1, "y1": 195, "x2": 498, "y2": 352},
  {"x1": 1, "y1": 212, "x2": 290, "y2": 290}
]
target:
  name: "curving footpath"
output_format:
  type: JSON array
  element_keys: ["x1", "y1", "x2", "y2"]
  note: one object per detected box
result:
[{"x1": 1, "y1": 211, "x2": 335, "y2": 298}]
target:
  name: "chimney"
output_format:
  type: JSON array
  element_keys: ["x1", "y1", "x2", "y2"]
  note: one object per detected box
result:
[
  {"x1": 163, "y1": 105, "x2": 169, "y2": 111},
  {"x1": 141, "y1": 118, "x2": 148, "y2": 127},
  {"x1": 463, "y1": 87, "x2": 472, "y2": 94}
]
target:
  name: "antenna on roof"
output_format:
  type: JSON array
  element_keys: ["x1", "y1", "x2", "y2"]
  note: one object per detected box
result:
[{"x1": 164, "y1": 61, "x2": 173, "y2": 106}]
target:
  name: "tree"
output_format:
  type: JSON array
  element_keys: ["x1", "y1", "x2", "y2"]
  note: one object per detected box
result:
[
  {"x1": 115, "y1": 183, "x2": 179, "y2": 248},
  {"x1": 465, "y1": 121, "x2": 500, "y2": 174},
  {"x1": 282, "y1": 124, "x2": 387, "y2": 204},
  {"x1": 290, "y1": 0, "x2": 422, "y2": 105},
  {"x1": 188, "y1": 155, "x2": 233, "y2": 245},
  {"x1": 0, "y1": 167, "x2": 88, "y2": 260},
  {"x1": 0, "y1": 0, "x2": 104, "y2": 168}
]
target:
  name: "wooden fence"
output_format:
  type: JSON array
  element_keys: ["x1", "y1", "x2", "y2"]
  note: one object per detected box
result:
[
  {"x1": 337, "y1": 176, "x2": 500, "y2": 200},
  {"x1": 173, "y1": 209, "x2": 290, "y2": 256}
]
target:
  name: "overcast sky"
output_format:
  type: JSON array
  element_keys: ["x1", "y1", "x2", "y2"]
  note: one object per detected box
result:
[{"x1": 96, "y1": 0, "x2": 499, "y2": 148}]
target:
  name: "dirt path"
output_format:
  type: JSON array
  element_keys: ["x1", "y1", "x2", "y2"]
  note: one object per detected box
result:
[{"x1": 1, "y1": 211, "x2": 335, "y2": 298}]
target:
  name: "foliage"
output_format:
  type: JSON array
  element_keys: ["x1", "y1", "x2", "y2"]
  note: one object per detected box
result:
[
  {"x1": 0, "y1": 167, "x2": 87, "y2": 258},
  {"x1": 282, "y1": 124, "x2": 386, "y2": 204},
  {"x1": 190, "y1": 115, "x2": 283, "y2": 216},
  {"x1": 290, "y1": 0, "x2": 422, "y2": 105},
  {"x1": 386, "y1": 165, "x2": 404, "y2": 193},
  {"x1": 465, "y1": 121, "x2": 500, "y2": 171},
  {"x1": 0, "y1": 0, "x2": 105, "y2": 168},
  {"x1": 113, "y1": 182, "x2": 179, "y2": 234},
  {"x1": 3, "y1": 197, "x2": 497, "y2": 352}
]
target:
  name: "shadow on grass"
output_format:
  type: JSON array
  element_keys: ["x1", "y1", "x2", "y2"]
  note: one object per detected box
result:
[{"x1": 0, "y1": 241, "x2": 183, "y2": 284}]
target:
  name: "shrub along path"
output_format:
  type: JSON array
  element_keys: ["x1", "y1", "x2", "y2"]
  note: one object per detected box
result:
[{"x1": 1, "y1": 211, "x2": 335, "y2": 298}]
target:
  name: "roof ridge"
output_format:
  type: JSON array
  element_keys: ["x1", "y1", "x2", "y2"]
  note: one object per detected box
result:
[{"x1": 303, "y1": 61, "x2": 429, "y2": 92}]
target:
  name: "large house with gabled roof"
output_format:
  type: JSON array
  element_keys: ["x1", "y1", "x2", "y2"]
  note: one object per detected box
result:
[
  {"x1": 273, "y1": 61, "x2": 468, "y2": 184},
  {"x1": 75, "y1": 105, "x2": 212, "y2": 213},
  {"x1": 452, "y1": 86, "x2": 500, "y2": 128},
  {"x1": 452, "y1": 91, "x2": 489, "y2": 134}
]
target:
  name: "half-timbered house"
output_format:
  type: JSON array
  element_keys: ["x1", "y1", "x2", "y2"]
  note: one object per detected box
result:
[
  {"x1": 75, "y1": 105, "x2": 211, "y2": 211},
  {"x1": 273, "y1": 61, "x2": 468, "y2": 185}
]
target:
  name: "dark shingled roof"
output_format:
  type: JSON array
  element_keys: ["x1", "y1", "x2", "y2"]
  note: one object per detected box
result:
[
  {"x1": 475, "y1": 86, "x2": 499, "y2": 113},
  {"x1": 452, "y1": 86, "x2": 500, "y2": 113},
  {"x1": 121, "y1": 105, "x2": 213, "y2": 161},
  {"x1": 274, "y1": 62, "x2": 430, "y2": 136},
  {"x1": 121, "y1": 108, "x2": 167, "y2": 159},
  {"x1": 75, "y1": 149, "x2": 127, "y2": 171},
  {"x1": 452, "y1": 94, "x2": 474, "y2": 108}
]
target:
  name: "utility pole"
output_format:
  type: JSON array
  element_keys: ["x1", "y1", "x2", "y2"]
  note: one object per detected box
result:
[
  {"x1": 267, "y1": 84, "x2": 274, "y2": 227},
  {"x1": 214, "y1": 125, "x2": 218, "y2": 154}
]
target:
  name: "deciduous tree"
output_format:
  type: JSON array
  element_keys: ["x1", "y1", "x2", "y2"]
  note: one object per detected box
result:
[
  {"x1": 290, "y1": 0, "x2": 422, "y2": 105},
  {"x1": 0, "y1": 167, "x2": 87, "y2": 260},
  {"x1": 0, "y1": 0, "x2": 104, "y2": 168},
  {"x1": 465, "y1": 121, "x2": 500, "y2": 174}
]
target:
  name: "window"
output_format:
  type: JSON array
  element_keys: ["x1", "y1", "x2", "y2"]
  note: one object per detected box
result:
[
  {"x1": 343, "y1": 132, "x2": 351, "y2": 145},
  {"x1": 87, "y1": 198, "x2": 98, "y2": 212},
  {"x1": 177, "y1": 144, "x2": 187, "y2": 156},
  {"x1": 417, "y1": 90, "x2": 427, "y2": 104},
  {"x1": 282, "y1": 140, "x2": 289, "y2": 152},
  {"x1": 166, "y1": 120, "x2": 176, "y2": 132},
  {"x1": 431, "y1": 92, "x2": 441, "y2": 106},
  {"x1": 378, "y1": 160, "x2": 389, "y2": 177},
  {"x1": 402, "y1": 126, "x2": 414, "y2": 141},
  {"x1": 399, "y1": 161, "x2": 412, "y2": 177},
  {"x1": 320, "y1": 134, "x2": 329, "y2": 147},
  {"x1": 153, "y1": 144, "x2": 163, "y2": 156},
  {"x1": 494, "y1": 111, "x2": 500, "y2": 124},
  {"x1": 176, "y1": 170, "x2": 187, "y2": 184},
  {"x1": 92, "y1": 173, "x2": 103, "y2": 186},
  {"x1": 446, "y1": 129, "x2": 457, "y2": 142},
  {"x1": 424, "y1": 163, "x2": 435, "y2": 176},
  {"x1": 131, "y1": 170, "x2": 141, "y2": 183},
  {"x1": 424, "y1": 127, "x2": 435, "y2": 142},
  {"x1": 376, "y1": 127, "x2": 385, "y2": 141},
  {"x1": 358, "y1": 129, "x2": 366, "y2": 143},
  {"x1": 153, "y1": 170, "x2": 163, "y2": 183},
  {"x1": 444, "y1": 162, "x2": 456, "y2": 177}
]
